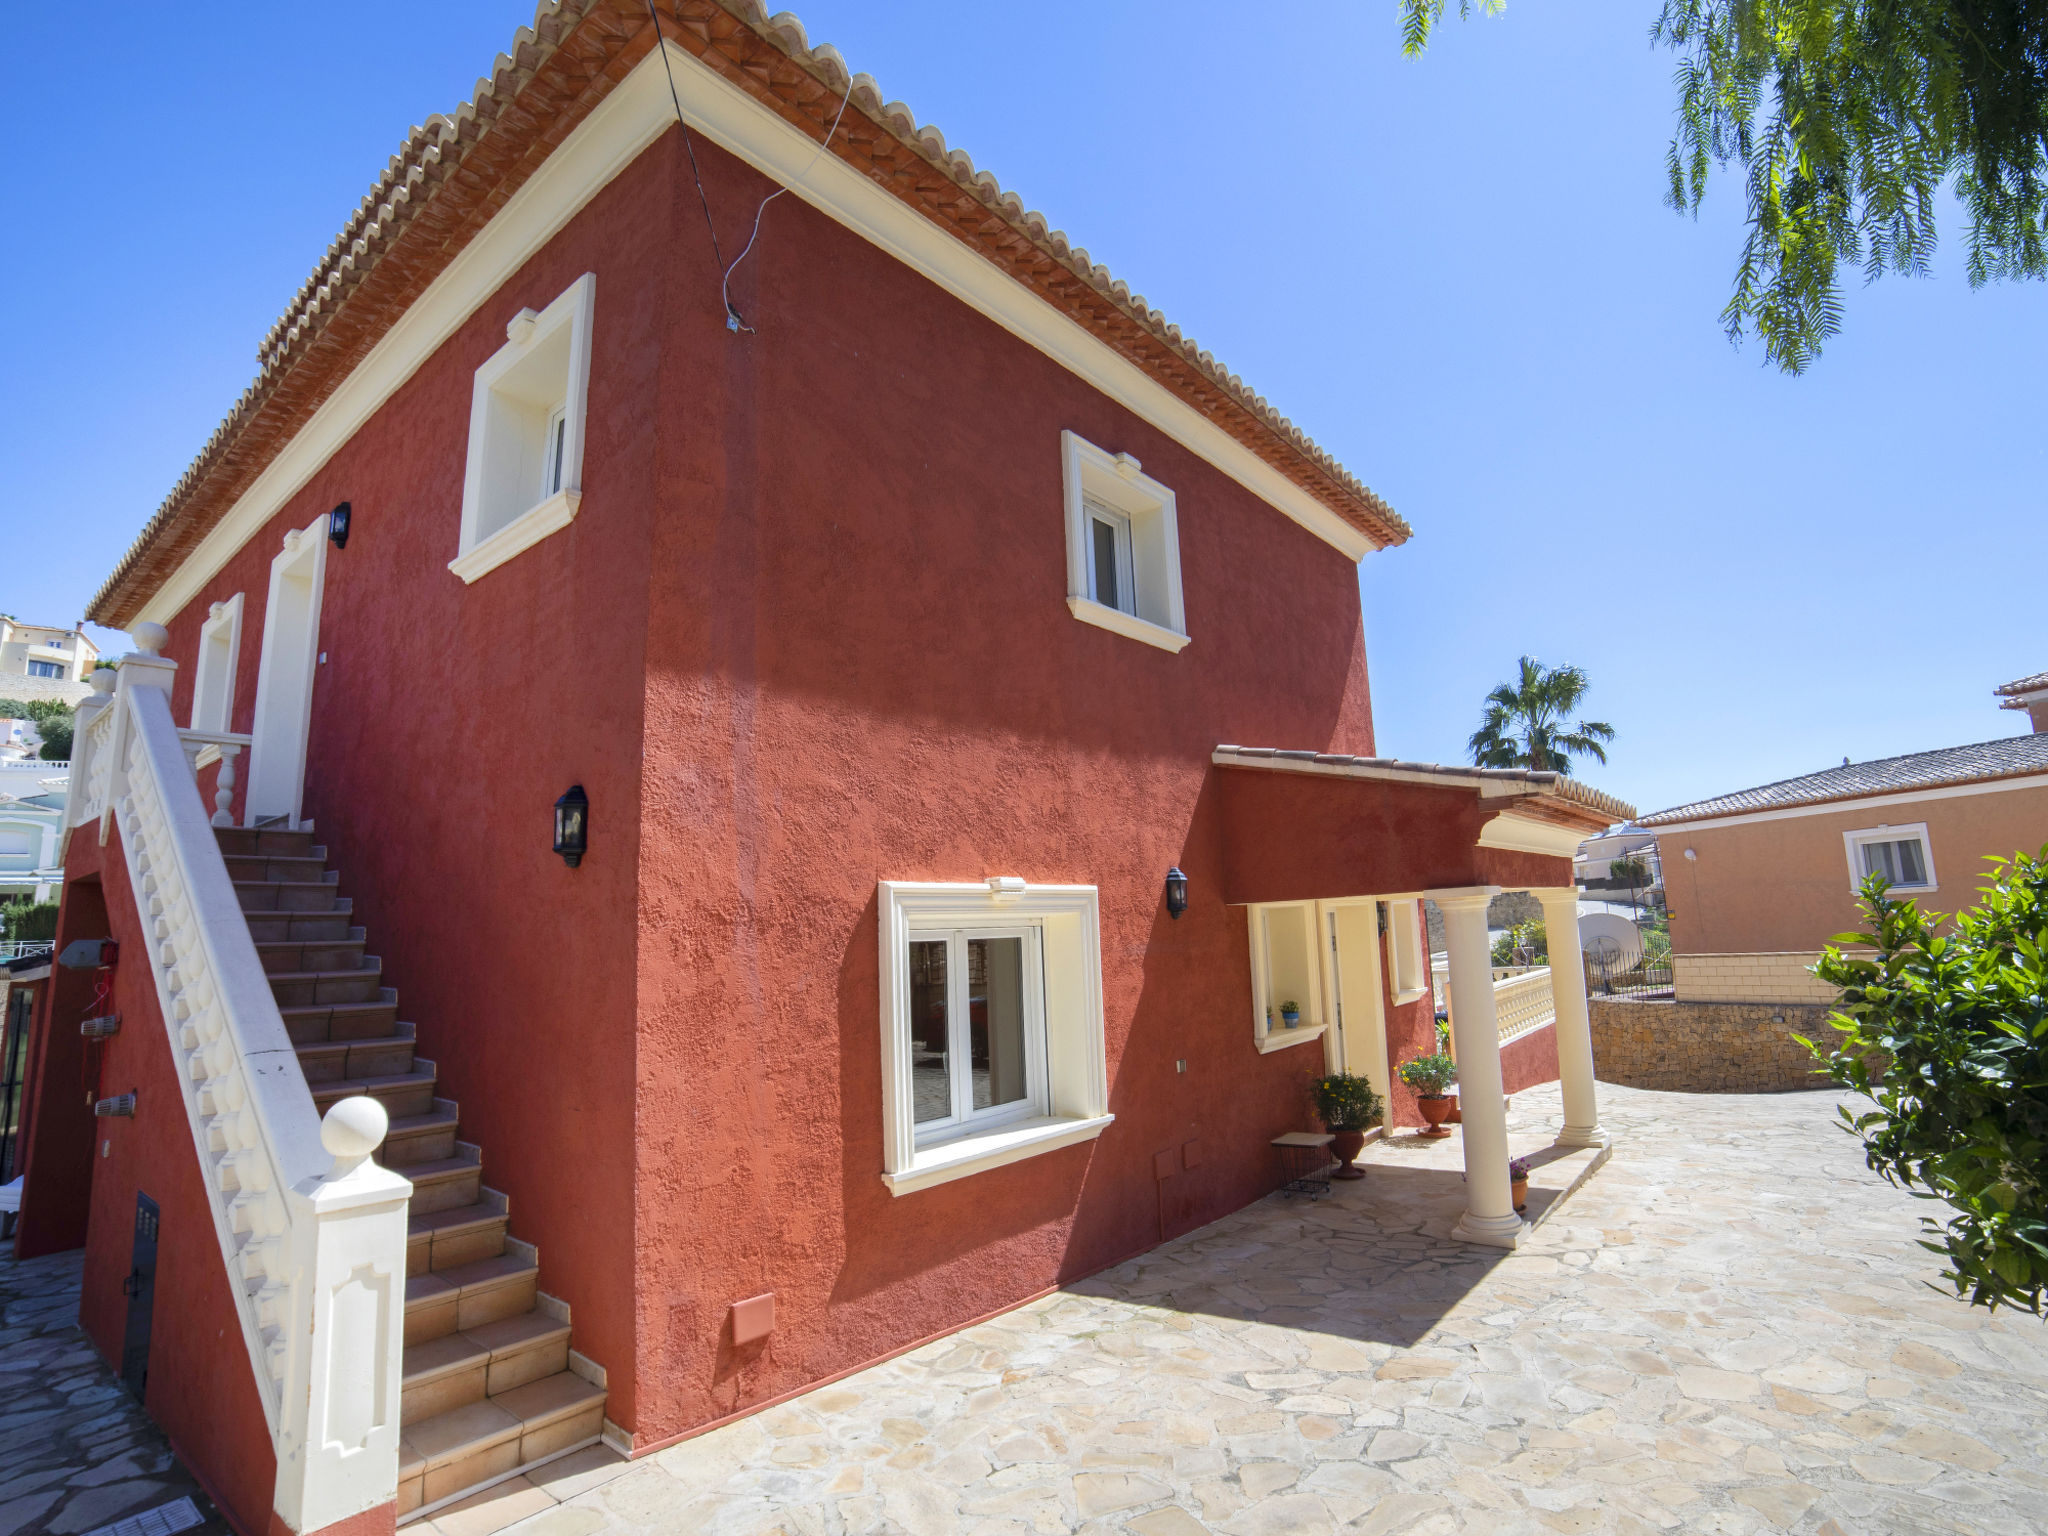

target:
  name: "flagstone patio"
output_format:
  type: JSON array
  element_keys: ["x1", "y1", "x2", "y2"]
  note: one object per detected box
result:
[{"x1": 439, "y1": 1081, "x2": 2048, "y2": 1536}]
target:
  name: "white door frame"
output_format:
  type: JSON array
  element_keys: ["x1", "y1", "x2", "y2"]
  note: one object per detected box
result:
[
  {"x1": 1316, "y1": 898, "x2": 1392, "y2": 1108},
  {"x1": 245, "y1": 514, "x2": 331, "y2": 828}
]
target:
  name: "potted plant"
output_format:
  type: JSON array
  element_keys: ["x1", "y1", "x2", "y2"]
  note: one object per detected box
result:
[
  {"x1": 1397, "y1": 1052, "x2": 1458, "y2": 1137},
  {"x1": 1311, "y1": 1072, "x2": 1385, "y2": 1181},
  {"x1": 1280, "y1": 999, "x2": 1301, "y2": 1029},
  {"x1": 1509, "y1": 1156, "x2": 1531, "y2": 1213}
]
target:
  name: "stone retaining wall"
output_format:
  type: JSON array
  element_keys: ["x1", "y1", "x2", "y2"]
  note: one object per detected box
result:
[{"x1": 1589, "y1": 997, "x2": 1843, "y2": 1092}]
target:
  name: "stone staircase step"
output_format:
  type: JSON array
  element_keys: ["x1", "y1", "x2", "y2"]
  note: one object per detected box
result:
[
  {"x1": 222, "y1": 853, "x2": 330, "y2": 884},
  {"x1": 266, "y1": 961, "x2": 384, "y2": 1007},
  {"x1": 407, "y1": 1197, "x2": 508, "y2": 1276},
  {"x1": 405, "y1": 1253, "x2": 537, "y2": 1345},
  {"x1": 234, "y1": 878, "x2": 342, "y2": 913},
  {"x1": 402, "y1": 1154, "x2": 484, "y2": 1217},
  {"x1": 311, "y1": 1070, "x2": 438, "y2": 1122},
  {"x1": 401, "y1": 1333, "x2": 490, "y2": 1422},
  {"x1": 214, "y1": 826, "x2": 317, "y2": 857},
  {"x1": 279, "y1": 997, "x2": 399, "y2": 1044},
  {"x1": 382, "y1": 1104, "x2": 461, "y2": 1168},
  {"x1": 243, "y1": 907, "x2": 353, "y2": 943},
  {"x1": 462, "y1": 1313, "x2": 573, "y2": 1397},
  {"x1": 255, "y1": 934, "x2": 367, "y2": 973},
  {"x1": 398, "y1": 1372, "x2": 607, "y2": 1515}
]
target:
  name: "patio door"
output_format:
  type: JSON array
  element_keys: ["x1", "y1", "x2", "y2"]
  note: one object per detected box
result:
[
  {"x1": 1320, "y1": 901, "x2": 1391, "y2": 1109},
  {"x1": 245, "y1": 514, "x2": 331, "y2": 828}
]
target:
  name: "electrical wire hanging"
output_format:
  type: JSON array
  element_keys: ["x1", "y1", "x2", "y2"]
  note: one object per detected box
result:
[{"x1": 644, "y1": 0, "x2": 857, "y2": 334}]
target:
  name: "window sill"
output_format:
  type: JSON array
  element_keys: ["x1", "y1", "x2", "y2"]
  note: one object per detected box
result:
[
  {"x1": 449, "y1": 489, "x2": 582, "y2": 585},
  {"x1": 1390, "y1": 987, "x2": 1431, "y2": 1008},
  {"x1": 1255, "y1": 1022, "x2": 1328, "y2": 1054},
  {"x1": 1066, "y1": 597, "x2": 1190, "y2": 653},
  {"x1": 882, "y1": 1113, "x2": 1115, "y2": 1196}
]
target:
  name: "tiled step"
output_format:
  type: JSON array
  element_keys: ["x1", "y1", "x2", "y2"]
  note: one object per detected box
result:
[
  {"x1": 310, "y1": 1066, "x2": 437, "y2": 1121},
  {"x1": 223, "y1": 853, "x2": 330, "y2": 884},
  {"x1": 280, "y1": 997, "x2": 399, "y2": 1044},
  {"x1": 235, "y1": 878, "x2": 342, "y2": 913},
  {"x1": 256, "y1": 933, "x2": 367, "y2": 973},
  {"x1": 244, "y1": 907, "x2": 353, "y2": 943},
  {"x1": 400, "y1": 1313, "x2": 571, "y2": 1420},
  {"x1": 383, "y1": 1104, "x2": 461, "y2": 1168},
  {"x1": 214, "y1": 826, "x2": 317, "y2": 858},
  {"x1": 408, "y1": 1196, "x2": 509, "y2": 1276},
  {"x1": 404, "y1": 1153, "x2": 485, "y2": 1218},
  {"x1": 297, "y1": 1025, "x2": 419, "y2": 1083},
  {"x1": 267, "y1": 961, "x2": 384, "y2": 1006},
  {"x1": 405, "y1": 1252, "x2": 538, "y2": 1345},
  {"x1": 399, "y1": 1371, "x2": 606, "y2": 1513}
]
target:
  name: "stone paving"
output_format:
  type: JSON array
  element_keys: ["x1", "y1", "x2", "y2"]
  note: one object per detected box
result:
[
  {"x1": 442, "y1": 1083, "x2": 2048, "y2": 1536},
  {"x1": 0, "y1": 1243, "x2": 229, "y2": 1536}
]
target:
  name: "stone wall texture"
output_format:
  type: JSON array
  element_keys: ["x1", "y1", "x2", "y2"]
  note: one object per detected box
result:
[
  {"x1": 1672, "y1": 950, "x2": 1838, "y2": 1004},
  {"x1": 1589, "y1": 997, "x2": 1842, "y2": 1092}
]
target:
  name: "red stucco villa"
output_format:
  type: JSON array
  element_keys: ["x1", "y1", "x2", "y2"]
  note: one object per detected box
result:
[{"x1": 11, "y1": 5, "x2": 1630, "y2": 1533}]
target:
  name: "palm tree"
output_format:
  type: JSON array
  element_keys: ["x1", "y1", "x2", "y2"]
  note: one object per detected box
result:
[{"x1": 1469, "y1": 656, "x2": 1615, "y2": 776}]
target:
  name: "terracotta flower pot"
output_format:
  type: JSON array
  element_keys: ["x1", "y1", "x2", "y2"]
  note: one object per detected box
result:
[
  {"x1": 1329, "y1": 1128, "x2": 1367, "y2": 1180},
  {"x1": 1417, "y1": 1096, "x2": 1453, "y2": 1138},
  {"x1": 1511, "y1": 1176, "x2": 1529, "y2": 1213}
]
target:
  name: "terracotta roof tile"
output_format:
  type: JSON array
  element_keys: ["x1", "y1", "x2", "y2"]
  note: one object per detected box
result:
[
  {"x1": 1639, "y1": 733, "x2": 2048, "y2": 826},
  {"x1": 1995, "y1": 670, "x2": 2048, "y2": 706},
  {"x1": 88, "y1": 0, "x2": 1405, "y2": 626}
]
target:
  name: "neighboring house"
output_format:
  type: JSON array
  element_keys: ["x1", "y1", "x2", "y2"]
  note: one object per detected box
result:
[
  {"x1": 15, "y1": 10, "x2": 1626, "y2": 1535},
  {"x1": 1997, "y1": 669, "x2": 2048, "y2": 733},
  {"x1": 0, "y1": 615, "x2": 99, "y2": 703},
  {"x1": 1573, "y1": 822, "x2": 1663, "y2": 912},
  {"x1": 1641, "y1": 672, "x2": 2048, "y2": 1004},
  {"x1": 0, "y1": 734, "x2": 67, "y2": 905}
]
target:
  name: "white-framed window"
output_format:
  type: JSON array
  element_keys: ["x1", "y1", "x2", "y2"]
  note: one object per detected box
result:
[
  {"x1": 1844, "y1": 823, "x2": 1936, "y2": 892},
  {"x1": 878, "y1": 878, "x2": 1113, "y2": 1195},
  {"x1": 1246, "y1": 900, "x2": 1327, "y2": 1053},
  {"x1": 25, "y1": 660, "x2": 62, "y2": 679},
  {"x1": 1386, "y1": 899, "x2": 1429, "y2": 1005},
  {"x1": 450, "y1": 272, "x2": 596, "y2": 585},
  {"x1": 190, "y1": 593, "x2": 244, "y2": 736},
  {"x1": 1061, "y1": 430, "x2": 1188, "y2": 653}
]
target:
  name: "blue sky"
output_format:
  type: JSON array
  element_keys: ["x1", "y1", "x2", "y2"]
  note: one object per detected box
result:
[{"x1": 5, "y1": 2, "x2": 2040, "y2": 816}]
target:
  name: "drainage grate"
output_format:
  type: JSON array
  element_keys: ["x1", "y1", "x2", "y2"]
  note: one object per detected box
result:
[{"x1": 85, "y1": 1496, "x2": 206, "y2": 1536}]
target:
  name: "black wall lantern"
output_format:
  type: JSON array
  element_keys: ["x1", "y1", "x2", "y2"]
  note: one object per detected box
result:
[
  {"x1": 553, "y1": 784, "x2": 589, "y2": 868},
  {"x1": 1164, "y1": 866, "x2": 1189, "y2": 920},
  {"x1": 328, "y1": 502, "x2": 352, "y2": 549}
]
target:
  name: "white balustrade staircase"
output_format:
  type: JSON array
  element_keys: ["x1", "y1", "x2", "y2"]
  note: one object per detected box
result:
[{"x1": 216, "y1": 824, "x2": 607, "y2": 1517}]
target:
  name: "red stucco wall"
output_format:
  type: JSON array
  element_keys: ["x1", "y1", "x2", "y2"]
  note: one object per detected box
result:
[
  {"x1": 13, "y1": 878, "x2": 105, "y2": 1259},
  {"x1": 61, "y1": 831, "x2": 281, "y2": 1536},
  {"x1": 1500, "y1": 1023, "x2": 1561, "y2": 1097}
]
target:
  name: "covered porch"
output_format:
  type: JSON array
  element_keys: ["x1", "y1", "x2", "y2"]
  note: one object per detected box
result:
[{"x1": 1212, "y1": 747, "x2": 1633, "y2": 1248}]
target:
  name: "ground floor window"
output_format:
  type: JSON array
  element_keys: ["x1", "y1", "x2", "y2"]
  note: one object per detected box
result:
[
  {"x1": 1843, "y1": 823, "x2": 1935, "y2": 892},
  {"x1": 25, "y1": 661, "x2": 62, "y2": 679},
  {"x1": 878, "y1": 879, "x2": 1113, "y2": 1195}
]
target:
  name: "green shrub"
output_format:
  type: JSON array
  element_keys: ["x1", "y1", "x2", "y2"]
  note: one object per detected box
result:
[
  {"x1": 1490, "y1": 919, "x2": 1548, "y2": 966},
  {"x1": 1311, "y1": 1072, "x2": 1385, "y2": 1132},
  {"x1": 1, "y1": 898, "x2": 58, "y2": 942},
  {"x1": 1808, "y1": 851, "x2": 2048, "y2": 1315}
]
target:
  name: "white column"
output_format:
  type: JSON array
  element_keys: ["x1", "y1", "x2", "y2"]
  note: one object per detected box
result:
[
  {"x1": 1536, "y1": 887, "x2": 1607, "y2": 1148},
  {"x1": 1428, "y1": 885, "x2": 1523, "y2": 1248}
]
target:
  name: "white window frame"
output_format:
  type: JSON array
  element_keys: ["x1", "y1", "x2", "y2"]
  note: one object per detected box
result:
[
  {"x1": 190, "y1": 593, "x2": 244, "y2": 738},
  {"x1": 1843, "y1": 822, "x2": 1937, "y2": 894},
  {"x1": 1246, "y1": 900, "x2": 1328, "y2": 1054},
  {"x1": 878, "y1": 878, "x2": 1113, "y2": 1195},
  {"x1": 904, "y1": 925, "x2": 1048, "y2": 1145},
  {"x1": 1061, "y1": 430, "x2": 1189, "y2": 653},
  {"x1": 450, "y1": 272, "x2": 596, "y2": 585},
  {"x1": 1386, "y1": 899, "x2": 1430, "y2": 1005}
]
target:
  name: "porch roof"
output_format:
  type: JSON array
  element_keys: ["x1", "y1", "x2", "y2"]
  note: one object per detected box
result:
[{"x1": 1210, "y1": 746, "x2": 1633, "y2": 907}]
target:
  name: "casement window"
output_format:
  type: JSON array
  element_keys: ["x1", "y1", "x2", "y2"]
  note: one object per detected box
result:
[
  {"x1": 450, "y1": 272, "x2": 595, "y2": 585},
  {"x1": 1844, "y1": 823, "x2": 1936, "y2": 892},
  {"x1": 878, "y1": 879, "x2": 1113, "y2": 1195},
  {"x1": 25, "y1": 661, "x2": 62, "y2": 679},
  {"x1": 1061, "y1": 430, "x2": 1188, "y2": 653},
  {"x1": 1245, "y1": 901, "x2": 1328, "y2": 1053},
  {"x1": 1386, "y1": 899, "x2": 1429, "y2": 1004},
  {"x1": 189, "y1": 594, "x2": 243, "y2": 736}
]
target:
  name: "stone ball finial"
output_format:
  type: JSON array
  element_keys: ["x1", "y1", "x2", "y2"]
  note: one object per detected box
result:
[
  {"x1": 90, "y1": 668, "x2": 116, "y2": 697},
  {"x1": 321, "y1": 1095, "x2": 389, "y2": 1176},
  {"x1": 131, "y1": 622, "x2": 170, "y2": 657}
]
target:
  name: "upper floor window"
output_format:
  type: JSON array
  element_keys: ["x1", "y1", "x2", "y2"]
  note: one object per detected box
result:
[
  {"x1": 190, "y1": 594, "x2": 244, "y2": 736},
  {"x1": 450, "y1": 273, "x2": 595, "y2": 585},
  {"x1": 1844, "y1": 823, "x2": 1936, "y2": 892},
  {"x1": 1061, "y1": 431, "x2": 1188, "y2": 653},
  {"x1": 25, "y1": 660, "x2": 62, "y2": 678}
]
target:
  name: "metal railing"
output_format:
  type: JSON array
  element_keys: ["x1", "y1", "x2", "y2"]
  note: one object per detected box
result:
[
  {"x1": 1585, "y1": 947, "x2": 1674, "y2": 1000},
  {"x1": 0, "y1": 940, "x2": 54, "y2": 962}
]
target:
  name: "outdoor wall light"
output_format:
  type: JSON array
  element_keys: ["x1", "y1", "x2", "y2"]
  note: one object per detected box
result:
[
  {"x1": 328, "y1": 502, "x2": 352, "y2": 548},
  {"x1": 554, "y1": 784, "x2": 589, "y2": 868},
  {"x1": 1164, "y1": 866, "x2": 1189, "y2": 920}
]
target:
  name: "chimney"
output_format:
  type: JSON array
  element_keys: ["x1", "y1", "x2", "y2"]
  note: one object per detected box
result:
[{"x1": 1995, "y1": 672, "x2": 2048, "y2": 733}]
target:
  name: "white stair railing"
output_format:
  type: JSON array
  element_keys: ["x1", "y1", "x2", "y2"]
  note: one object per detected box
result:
[
  {"x1": 1436, "y1": 963, "x2": 1559, "y2": 1046},
  {"x1": 76, "y1": 627, "x2": 409, "y2": 1533}
]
